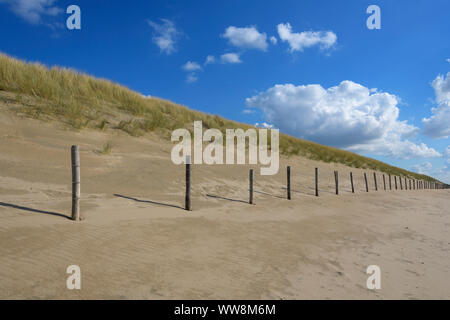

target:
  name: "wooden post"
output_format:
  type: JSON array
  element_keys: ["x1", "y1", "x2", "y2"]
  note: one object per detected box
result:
[
  {"x1": 287, "y1": 166, "x2": 291, "y2": 200},
  {"x1": 334, "y1": 170, "x2": 339, "y2": 195},
  {"x1": 399, "y1": 177, "x2": 403, "y2": 190},
  {"x1": 395, "y1": 176, "x2": 398, "y2": 190},
  {"x1": 364, "y1": 173, "x2": 369, "y2": 192},
  {"x1": 315, "y1": 168, "x2": 319, "y2": 197},
  {"x1": 389, "y1": 174, "x2": 392, "y2": 190},
  {"x1": 350, "y1": 172, "x2": 355, "y2": 194},
  {"x1": 71, "y1": 145, "x2": 81, "y2": 221},
  {"x1": 373, "y1": 172, "x2": 378, "y2": 191},
  {"x1": 249, "y1": 169, "x2": 254, "y2": 204},
  {"x1": 405, "y1": 177, "x2": 407, "y2": 190},
  {"x1": 383, "y1": 174, "x2": 386, "y2": 191},
  {"x1": 409, "y1": 180, "x2": 411, "y2": 190},
  {"x1": 185, "y1": 155, "x2": 191, "y2": 211}
]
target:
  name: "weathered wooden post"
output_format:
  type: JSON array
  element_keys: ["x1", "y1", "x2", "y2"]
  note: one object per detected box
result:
[
  {"x1": 350, "y1": 172, "x2": 355, "y2": 193},
  {"x1": 315, "y1": 168, "x2": 319, "y2": 197},
  {"x1": 389, "y1": 174, "x2": 392, "y2": 190},
  {"x1": 405, "y1": 177, "x2": 407, "y2": 190},
  {"x1": 383, "y1": 174, "x2": 386, "y2": 191},
  {"x1": 395, "y1": 176, "x2": 398, "y2": 190},
  {"x1": 287, "y1": 166, "x2": 291, "y2": 200},
  {"x1": 71, "y1": 145, "x2": 81, "y2": 221},
  {"x1": 249, "y1": 169, "x2": 254, "y2": 204},
  {"x1": 373, "y1": 172, "x2": 378, "y2": 191},
  {"x1": 334, "y1": 170, "x2": 339, "y2": 195},
  {"x1": 364, "y1": 173, "x2": 369, "y2": 192},
  {"x1": 399, "y1": 177, "x2": 403, "y2": 190},
  {"x1": 185, "y1": 155, "x2": 191, "y2": 211},
  {"x1": 409, "y1": 180, "x2": 411, "y2": 190}
]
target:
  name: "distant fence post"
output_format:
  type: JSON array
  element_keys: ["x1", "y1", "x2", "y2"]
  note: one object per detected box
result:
[
  {"x1": 364, "y1": 173, "x2": 369, "y2": 192},
  {"x1": 350, "y1": 172, "x2": 355, "y2": 194},
  {"x1": 315, "y1": 168, "x2": 319, "y2": 197},
  {"x1": 287, "y1": 166, "x2": 291, "y2": 200},
  {"x1": 373, "y1": 172, "x2": 378, "y2": 191},
  {"x1": 71, "y1": 145, "x2": 81, "y2": 221},
  {"x1": 405, "y1": 177, "x2": 408, "y2": 190},
  {"x1": 395, "y1": 176, "x2": 398, "y2": 190},
  {"x1": 383, "y1": 174, "x2": 386, "y2": 191},
  {"x1": 334, "y1": 171, "x2": 339, "y2": 195},
  {"x1": 249, "y1": 169, "x2": 254, "y2": 204},
  {"x1": 399, "y1": 177, "x2": 403, "y2": 190},
  {"x1": 409, "y1": 180, "x2": 411, "y2": 190},
  {"x1": 185, "y1": 155, "x2": 191, "y2": 211},
  {"x1": 389, "y1": 174, "x2": 392, "y2": 190}
]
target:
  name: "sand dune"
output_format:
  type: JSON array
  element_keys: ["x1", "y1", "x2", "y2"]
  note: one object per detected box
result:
[{"x1": 0, "y1": 111, "x2": 449, "y2": 299}]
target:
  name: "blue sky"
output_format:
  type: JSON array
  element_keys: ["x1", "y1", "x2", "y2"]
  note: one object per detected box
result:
[{"x1": 1, "y1": 0, "x2": 449, "y2": 182}]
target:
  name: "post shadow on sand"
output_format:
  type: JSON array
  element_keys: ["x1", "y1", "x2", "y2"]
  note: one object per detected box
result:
[
  {"x1": 206, "y1": 194, "x2": 248, "y2": 204},
  {"x1": 281, "y1": 186, "x2": 313, "y2": 196},
  {"x1": 113, "y1": 194, "x2": 184, "y2": 210},
  {"x1": 253, "y1": 190, "x2": 285, "y2": 199},
  {"x1": 0, "y1": 202, "x2": 70, "y2": 220}
]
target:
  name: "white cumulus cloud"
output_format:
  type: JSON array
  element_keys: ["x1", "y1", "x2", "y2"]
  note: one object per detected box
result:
[
  {"x1": 277, "y1": 23, "x2": 337, "y2": 52},
  {"x1": 204, "y1": 55, "x2": 216, "y2": 65},
  {"x1": 220, "y1": 53, "x2": 242, "y2": 64},
  {"x1": 423, "y1": 72, "x2": 450, "y2": 138},
  {"x1": 444, "y1": 146, "x2": 450, "y2": 158},
  {"x1": 147, "y1": 19, "x2": 181, "y2": 55},
  {"x1": 412, "y1": 162, "x2": 433, "y2": 174},
  {"x1": 270, "y1": 36, "x2": 278, "y2": 45},
  {"x1": 246, "y1": 80, "x2": 441, "y2": 159},
  {"x1": 255, "y1": 122, "x2": 274, "y2": 129},
  {"x1": 182, "y1": 61, "x2": 202, "y2": 71},
  {"x1": 185, "y1": 73, "x2": 198, "y2": 83},
  {"x1": 0, "y1": 0, "x2": 62, "y2": 24},
  {"x1": 222, "y1": 26, "x2": 268, "y2": 51}
]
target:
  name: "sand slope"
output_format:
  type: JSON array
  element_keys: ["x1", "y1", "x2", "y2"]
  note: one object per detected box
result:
[{"x1": 0, "y1": 110, "x2": 449, "y2": 299}]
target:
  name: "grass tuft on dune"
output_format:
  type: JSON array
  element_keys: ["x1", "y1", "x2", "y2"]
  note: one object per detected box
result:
[{"x1": 0, "y1": 52, "x2": 437, "y2": 181}]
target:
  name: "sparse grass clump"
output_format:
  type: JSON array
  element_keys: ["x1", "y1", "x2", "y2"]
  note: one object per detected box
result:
[
  {"x1": 96, "y1": 142, "x2": 112, "y2": 155},
  {"x1": 0, "y1": 52, "x2": 439, "y2": 182}
]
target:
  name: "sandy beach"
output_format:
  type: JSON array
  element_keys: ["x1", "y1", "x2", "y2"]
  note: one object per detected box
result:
[{"x1": 1, "y1": 111, "x2": 449, "y2": 300}]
